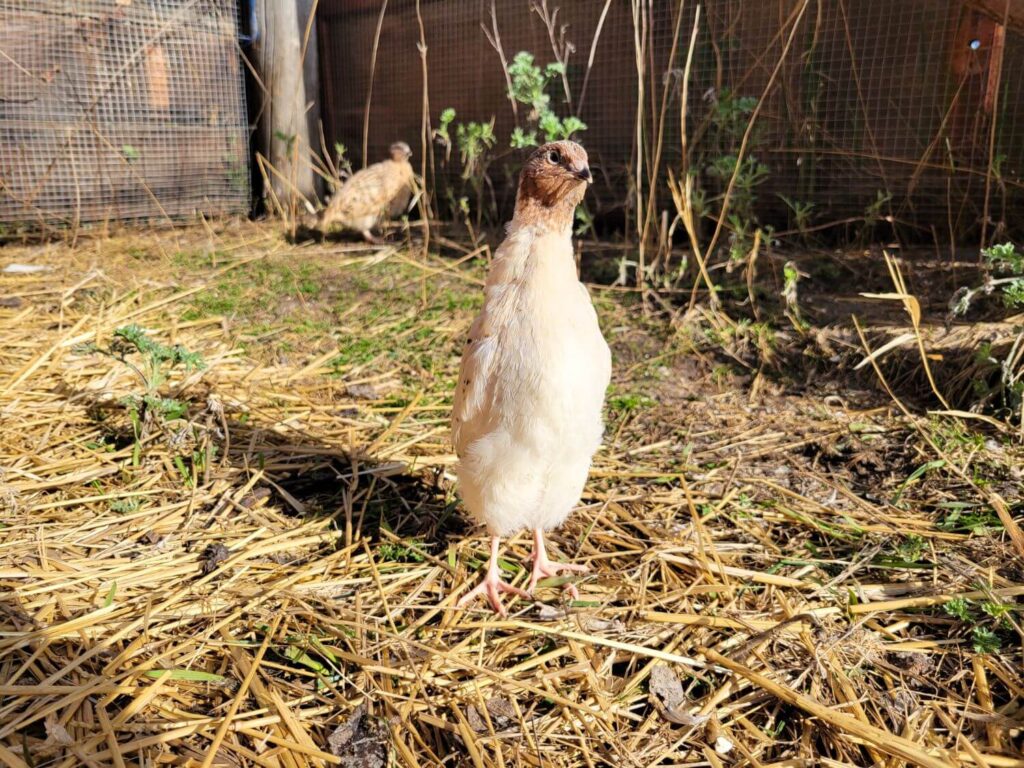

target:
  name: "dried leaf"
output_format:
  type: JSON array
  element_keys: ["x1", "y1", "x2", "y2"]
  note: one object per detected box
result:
[
  {"x1": 346, "y1": 383, "x2": 380, "y2": 400},
  {"x1": 45, "y1": 716, "x2": 73, "y2": 746},
  {"x1": 853, "y1": 332, "x2": 916, "y2": 370},
  {"x1": 649, "y1": 665, "x2": 709, "y2": 726},
  {"x1": 536, "y1": 603, "x2": 568, "y2": 620},
  {"x1": 860, "y1": 292, "x2": 921, "y2": 325},
  {"x1": 468, "y1": 697, "x2": 516, "y2": 732},
  {"x1": 466, "y1": 704, "x2": 486, "y2": 732},
  {"x1": 328, "y1": 705, "x2": 389, "y2": 768},
  {"x1": 580, "y1": 615, "x2": 625, "y2": 633},
  {"x1": 240, "y1": 487, "x2": 272, "y2": 508},
  {"x1": 200, "y1": 543, "x2": 230, "y2": 574}
]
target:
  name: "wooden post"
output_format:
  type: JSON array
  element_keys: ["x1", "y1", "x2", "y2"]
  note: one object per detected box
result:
[{"x1": 252, "y1": 0, "x2": 322, "y2": 207}]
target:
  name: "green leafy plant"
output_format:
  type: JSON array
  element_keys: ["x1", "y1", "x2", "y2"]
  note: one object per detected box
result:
[
  {"x1": 971, "y1": 625, "x2": 1002, "y2": 654},
  {"x1": 949, "y1": 242, "x2": 1024, "y2": 425},
  {"x1": 81, "y1": 325, "x2": 205, "y2": 463},
  {"x1": 942, "y1": 594, "x2": 1016, "y2": 654},
  {"x1": 937, "y1": 503, "x2": 1001, "y2": 535},
  {"x1": 455, "y1": 119, "x2": 497, "y2": 182},
  {"x1": 508, "y1": 52, "x2": 560, "y2": 115},
  {"x1": 510, "y1": 126, "x2": 536, "y2": 150},
  {"x1": 379, "y1": 539, "x2": 428, "y2": 563},
  {"x1": 331, "y1": 141, "x2": 353, "y2": 182},
  {"x1": 893, "y1": 534, "x2": 927, "y2": 563},
  {"x1": 435, "y1": 46, "x2": 587, "y2": 230},
  {"x1": 779, "y1": 195, "x2": 816, "y2": 240},
  {"x1": 574, "y1": 205, "x2": 596, "y2": 237},
  {"x1": 710, "y1": 90, "x2": 758, "y2": 138},
  {"x1": 434, "y1": 108, "x2": 456, "y2": 159},
  {"x1": 781, "y1": 261, "x2": 808, "y2": 332},
  {"x1": 110, "y1": 498, "x2": 140, "y2": 514},
  {"x1": 506, "y1": 52, "x2": 586, "y2": 146},
  {"x1": 689, "y1": 89, "x2": 770, "y2": 272},
  {"x1": 608, "y1": 392, "x2": 656, "y2": 413},
  {"x1": 943, "y1": 596, "x2": 972, "y2": 622},
  {"x1": 433, "y1": 108, "x2": 497, "y2": 233},
  {"x1": 860, "y1": 190, "x2": 892, "y2": 243}
]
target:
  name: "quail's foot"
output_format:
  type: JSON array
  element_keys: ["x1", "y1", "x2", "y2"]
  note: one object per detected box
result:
[
  {"x1": 524, "y1": 528, "x2": 588, "y2": 599},
  {"x1": 456, "y1": 536, "x2": 530, "y2": 617}
]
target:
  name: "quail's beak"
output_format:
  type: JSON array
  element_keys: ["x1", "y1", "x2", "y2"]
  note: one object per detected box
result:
[{"x1": 574, "y1": 165, "x2": 593, "y2": 184}]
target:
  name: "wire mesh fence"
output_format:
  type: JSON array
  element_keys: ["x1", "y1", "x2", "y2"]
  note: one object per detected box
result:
[
  {"x1": 317, "y1": 0, "x2": 1024, "y2": 244},
  {"x1": 0, "y1": 0, "x2": 250, "y2": 230}
]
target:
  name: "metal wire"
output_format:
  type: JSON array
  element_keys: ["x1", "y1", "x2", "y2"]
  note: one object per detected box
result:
[
  {"x1": 317, "y1": 0, "x2": 1024, "y2": 242},
  {"x1": 0, "y1": 0, "x2": 249, "y2": 229}
]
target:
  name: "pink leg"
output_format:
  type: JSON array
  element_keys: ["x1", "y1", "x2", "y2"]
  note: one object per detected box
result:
[
  {"x1": 456, "y1": 536, "x2": 530, "y2": 617},
  {"x1": 525, "y1": 528, "x2": 588, "y2": 599}
]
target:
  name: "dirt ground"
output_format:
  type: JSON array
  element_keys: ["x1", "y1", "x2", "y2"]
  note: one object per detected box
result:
[{"x1": 1, "y1": 221, "x2": 1022, "y2": 767}]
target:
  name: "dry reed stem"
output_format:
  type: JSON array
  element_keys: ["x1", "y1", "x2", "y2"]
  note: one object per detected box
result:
[{"x1": 362, "y1": 0, "x2": 389, "y2": 169}]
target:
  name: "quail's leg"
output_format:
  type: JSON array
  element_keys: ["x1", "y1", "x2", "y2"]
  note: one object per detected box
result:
[
  {"x1": 456, "y1": 536, "x2": 530, "y2": 617},
  {"x1": 361, "y1": 228, "x2": 384, "y2": 245},
  {"x1": 525, "y1": 528, "x2": 588, "y2": 599}
]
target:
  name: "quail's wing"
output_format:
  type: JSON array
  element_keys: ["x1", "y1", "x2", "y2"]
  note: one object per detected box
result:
[
  {"x1": 383, "y1": 162, "x2": 415, "y2": 217},
  {"x1": 387, "y1": 182, "x2": 413, "y2": 218},
  {"x1": 329, "y1": 161, "x2": 393, "y2": 219},
  {"x1": 451, "y1": 310, "x2": 498, "y2": 458}
]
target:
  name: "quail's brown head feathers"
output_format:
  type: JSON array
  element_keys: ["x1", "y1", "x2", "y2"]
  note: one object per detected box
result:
[
  {"x1": 514, "y1": 141, "x2": 591, "y2": 229},
  {"x1": 389, "y1": 141, "x2": 413, "y2": 161}
]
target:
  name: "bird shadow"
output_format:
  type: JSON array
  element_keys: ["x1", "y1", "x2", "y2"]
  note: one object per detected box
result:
[
  {"x1": 56, "y1": 380, "x2": 468, "y2": 554},
  {"x1": 0, "y1": 378, "x2": 470, "y2": 756}
]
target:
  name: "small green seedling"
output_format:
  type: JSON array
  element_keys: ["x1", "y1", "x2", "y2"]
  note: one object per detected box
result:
[
  {"x1": 949, "y1": 242, "x2": 1024, "y2": 425},
  {"x1": 80, "y1": 325, "x2": 205, "y2": 462},
  {"x1": 942, "y1": 595, "x2": 1015, "y2": 654}
]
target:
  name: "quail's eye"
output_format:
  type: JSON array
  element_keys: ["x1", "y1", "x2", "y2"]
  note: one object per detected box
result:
[{"x1": 547, "y1": 149, "x2": 561, "y2": 164}]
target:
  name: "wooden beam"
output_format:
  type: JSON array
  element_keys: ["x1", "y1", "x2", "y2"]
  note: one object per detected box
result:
[{"x1": 966, "y1": 0, "x2": 1024, "y2": 33}]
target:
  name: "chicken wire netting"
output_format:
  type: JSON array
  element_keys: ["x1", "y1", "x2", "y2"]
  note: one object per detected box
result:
[
  {"x1": 0, "y1": 0, "x2": 249, "y2": 230},
  {"x1": 317, "y1": 0, "x2": 1024, "y2": 243}
]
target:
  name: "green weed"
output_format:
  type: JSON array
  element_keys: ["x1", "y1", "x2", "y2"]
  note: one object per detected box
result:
[
  {"x1": 609, "y1": 392, "x2": 656, "y2": 413},
  {"x1": 79, "y1": 325, "x2": 205, "y2": 463}
]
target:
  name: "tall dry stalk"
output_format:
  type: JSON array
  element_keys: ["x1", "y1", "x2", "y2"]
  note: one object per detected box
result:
[
  {"x1": 576, "y1": 0, "x2": 613, "y2": 115},
  {"x1": 981, "y1": 0, "x2": 1011, "y2": 249},
  {"x1": 639, "y1": 0, "x2": 689, "y2": 279},
  {"x1": 663, "y1": 5, "x2": 717, "y2": 307},
  {"x1": 299, "y1": 0, "x2": 319, "y2": 78},
  {"x1": 362, "y1": 0, "x2": 389, "y2": 169},
  {"x1": 630, "y1": 0, "x2": 648, "y2": 297},
  {"x1": 685, "y1": 0, "x2": 811, "y2": 312},
  {"x1": 531, "y1": 0, "x2": 575, "y2": 114},
  {"x1": 835, "y1": 0, "x2": 892, "y2": 219},
  {"x1": 415, "y1": 0, "x2": 432, "y2": 304},
  {"x1": 414, "y1": 0, "x2": 434, "y2": 216},
  {"x1": 482, "y1": 1, "x2": 518, "y2": 124},
  {"x1": 858, "y1": 251, "x2": 951, "y2": 410},
  {"x1": 298, "y1": 0, "x2": 322, "y2": 211},
  {"x1": 669, "y1": 5, "x2": 704, "y2": 293}
]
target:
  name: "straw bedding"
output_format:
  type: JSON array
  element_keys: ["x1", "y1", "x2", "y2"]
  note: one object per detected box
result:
[{"x1": 0, "y1": 222, "x2": 1021, "y2": 767}]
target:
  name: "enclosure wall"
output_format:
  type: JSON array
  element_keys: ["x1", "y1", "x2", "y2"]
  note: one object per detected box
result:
[
  {"x1": 0, "y1": 0, "x2": 250, "y2": 229},
  {"x1": 317, "y1": 0, "x2": 1024, "y2": 243}
]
